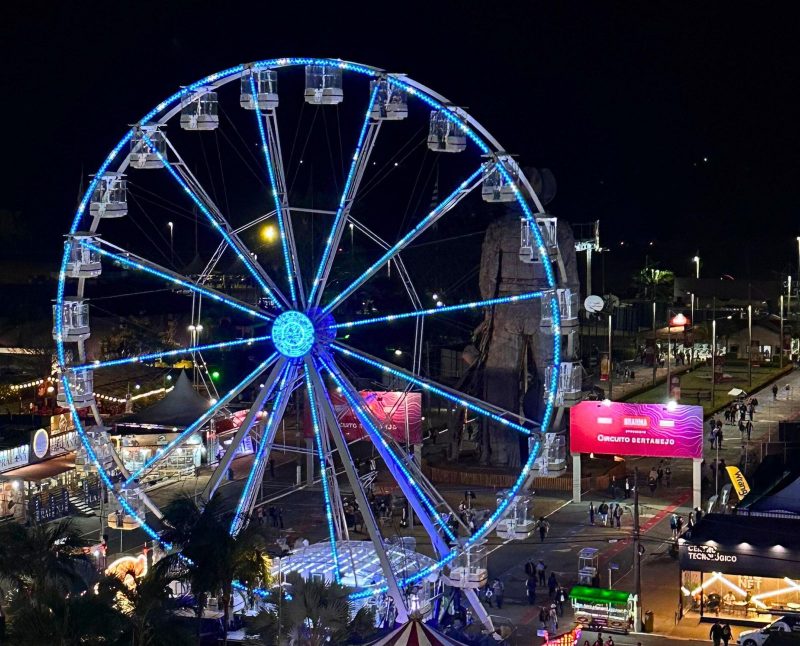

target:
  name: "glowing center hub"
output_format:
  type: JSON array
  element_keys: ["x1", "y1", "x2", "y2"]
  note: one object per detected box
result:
[{"x1": 272, "y1": 311, "x2": 315, "y2": 358}]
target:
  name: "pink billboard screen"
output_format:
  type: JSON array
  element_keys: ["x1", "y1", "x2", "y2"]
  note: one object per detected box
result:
[
  {"x1": 304, "y1": 391, "x2": 422, "y2": 445},
  {"x1": 569, "y1": 401, "x2": 703, "y2": 459}
]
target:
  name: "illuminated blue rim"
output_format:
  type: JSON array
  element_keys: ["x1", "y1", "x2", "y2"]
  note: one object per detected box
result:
[{"x1": 55, "y1": 57, "x2": 562, "y2": 599}]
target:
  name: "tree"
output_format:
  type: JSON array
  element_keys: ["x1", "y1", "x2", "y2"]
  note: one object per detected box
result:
[
  {"x1": 160, "y1": 496, "x2": 273, "y2": 645},
  {"x1": 247, "y1": 572, "x2": 376, "y2": 646},
  {"x1": 633, "y1": 265, "x2": 675, "y2": 301}
]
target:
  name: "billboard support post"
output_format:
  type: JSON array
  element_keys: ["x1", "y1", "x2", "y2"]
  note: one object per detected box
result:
[
  {"x1": 572, "y1": 453, "x2": 582, "y2": 503},
  {"x1": 692, "y1": 457, "x2": 702, "y2": 510}
]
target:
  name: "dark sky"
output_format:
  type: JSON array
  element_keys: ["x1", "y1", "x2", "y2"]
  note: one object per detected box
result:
[{"x1": 2, "y1": 2, "x2": 799, "y2": 286}]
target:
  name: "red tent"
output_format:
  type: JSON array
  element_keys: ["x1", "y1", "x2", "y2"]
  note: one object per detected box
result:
[{"x1": 368, "y1": 619, "x2": 469, "y2": 646}]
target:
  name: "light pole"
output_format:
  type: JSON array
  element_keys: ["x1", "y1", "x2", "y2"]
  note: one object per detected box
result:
[
  {"x1": 667, "y1": 312, "x2": 688, "y2": 399},
  {"x1": 693, "y1": 255, "x2": 700, "y2": 279},
  {"x1": 690, "y1": 293, "x2": 695, "y2": 366},
  {"x1": 748, "y1": 304, "x2": 753, "y2": 389},
  {"x1": 711, "y1": 318, "x2": 717, "y2": 406},
  {"x1": 608, "y1": 310, "x2": 614, "y2": 400},
  {"x1": 167, "y1": 221, "x2": 174, "y2": 264},
  {"x1": 788, "y1": 275, "x2": 793, "y2": 333},
  {"x1": 780, "y1": 295, "x2": 785, "y2": 369},
  {"x1": 652, "y1": 300, "x2": 657, "y2": 385}
]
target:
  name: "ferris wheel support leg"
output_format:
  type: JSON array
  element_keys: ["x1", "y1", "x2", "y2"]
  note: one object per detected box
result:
[
  {"x1": 306, "y1": 361, "x2": 409, "y2": 623},
  {"x1": 317, "y1": 355, "x2": 456, "y2": 542},
  {"x1": 203, "y1": 358, "x2": 288, "y2": 503},
  {"x1": 230, "y1": 364, "x2": 296, "y2": 536}
]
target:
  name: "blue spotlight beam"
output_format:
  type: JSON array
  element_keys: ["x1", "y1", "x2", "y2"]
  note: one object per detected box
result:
[
  {"x1": 247, "y1": 75, "x2": 302, "y2": 307},
  {"x1": 316, "y1": 353, "x2": 457, "y2": 542},
  {"x1": 322, "y1": 165, "x2": 489, "y2": 315},
  {"x1": 330, "y1": 343, "x2": 538, "y2": 434},
  {"x1": 332, "y1": 290, "x2": 546, "y2": 330},
  {"x1": 309, "y1": 83, "x2": 381, "y2": 307},
  {"x1": 124, "y1": 353, "x2": 279, "y2": 485},
  {"x1": 303, "y1": 362, "x2": 342, "y2": 583},
  {"x1": 139, "y1": 132, "x2": 286, "y2": 308},
  {"x1": 230, "y1": 363, "x2": 295, "y2": 536},
  {"x1": 73, "y1": 335, "x2": 272, "y2": 371},
  {"x1": 82, "y1": 241, "x2": 272, "y2": 322}
]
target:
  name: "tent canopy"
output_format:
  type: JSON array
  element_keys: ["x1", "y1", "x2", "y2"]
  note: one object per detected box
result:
[
  {"x1": 115, "y1": 371, "x2": 210, "y2": 429},
  {"x1": 369, "y1": 619, "x2": 470, "y2": 646}
]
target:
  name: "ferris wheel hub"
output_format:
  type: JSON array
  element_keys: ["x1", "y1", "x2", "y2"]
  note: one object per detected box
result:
[{"x1": 271, "y1": 310, "x2": 315, "y2": 357}]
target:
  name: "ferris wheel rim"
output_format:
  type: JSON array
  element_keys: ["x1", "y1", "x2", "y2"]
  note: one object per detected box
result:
[{"x1": 55, "y1": 56, "x2": 563, "y2": 599}]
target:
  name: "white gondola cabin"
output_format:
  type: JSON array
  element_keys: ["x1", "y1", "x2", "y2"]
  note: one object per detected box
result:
[
  {"x1": 446, "y1": 542, "x2": 487, "y2": 588},
  {"x1": 129, "y1": 126, "x2": 166, "y2": 169},
  {"x1": 545, "y1": 362, "x2": 583, "y2": 406},
  {"x1": 519, "y1": 216, "x2": 559, "y2": 264},
  {"x1": 56, "y1": 369, "x2": 94, "y2": 408},
  {"x1": 52, "y1": 297, "x2": 90, "y2": 342},
  {"x1": 481, "y1": 166, "x2": 517, "y2": 203},
  {"x1": 540, "y1": 288, "x2": 579, "y2": 328},
  {"x1": 180, "y1": 91, "x2": 219, "y2": 131},
  {"x1": 75, "y1": 425, "x2": 115, "y2": 473},
  {"x1": 427, "y1": 110, "x2": 466, "y2": 153},
  {"x1": 240, "y1": 69, "x2": 279, "y2": 110},
  {"x1": 89, "y1": 173, "x2": 127, "y2": 219},
  {"x1": 369, "y1": 79, "x2": 408, "y2": 120},
  {"x1": 304, "y1": 64, "x2": 343, "y2": 105},
  {"x1": 496, "y1": 492, "x2": 535, "y2": 540},
  {"x1": 65, "y1": 233, "x2": 102, "y2": 279},
  {"x1": 106, "y1": 486, "x2": 146, "y2": 530}
]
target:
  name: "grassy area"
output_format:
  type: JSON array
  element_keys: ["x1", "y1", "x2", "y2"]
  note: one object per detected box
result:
[{"x1": 624, "y1": 360, "x2": 793, "y2": 415}]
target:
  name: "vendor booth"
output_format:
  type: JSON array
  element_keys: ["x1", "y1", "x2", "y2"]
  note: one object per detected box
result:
[{"x1": 679, "y1": 514, "x2": 800, "y2": 624}]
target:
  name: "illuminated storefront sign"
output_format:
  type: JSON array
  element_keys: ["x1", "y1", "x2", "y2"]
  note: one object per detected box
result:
[
  {"x1": 0, "y1": 445, "x2": 29, "y2": 472},
  {"x1": 570, "y1": 401, "x2": 703, "y2": 459}
]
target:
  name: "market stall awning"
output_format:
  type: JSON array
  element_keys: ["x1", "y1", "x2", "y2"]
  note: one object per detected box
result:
[
  {"x1": 115, "y1": 371, "x2": 210, "y2": 429},
  {"x1": 1, "y1": 453, "x2": 75, "y2": 481}
]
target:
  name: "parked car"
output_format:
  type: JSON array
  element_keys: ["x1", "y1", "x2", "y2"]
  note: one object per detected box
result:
[{"x1": 738, "y1": 615, "x2": 800, "y2": 646}]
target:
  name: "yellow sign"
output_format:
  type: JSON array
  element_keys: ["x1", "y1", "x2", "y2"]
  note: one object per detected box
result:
[{"x1": 726, "y1": 466, "x2": 751, "y2": 500}]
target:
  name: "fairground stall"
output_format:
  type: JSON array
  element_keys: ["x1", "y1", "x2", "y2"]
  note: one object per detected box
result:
[
  {"x1": 570, "y1": 585, "x2": 636, "y2": 633},
  {"x1": 679, "y1": 514, "x2": 800, "y2": 625}
]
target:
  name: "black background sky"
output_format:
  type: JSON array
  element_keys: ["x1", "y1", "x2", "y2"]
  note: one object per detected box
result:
[{"x1": 2, "y1": 1, "x2": 799, "y2": 288}]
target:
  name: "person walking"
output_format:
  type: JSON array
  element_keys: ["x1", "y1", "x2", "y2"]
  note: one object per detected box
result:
[
  {"x1": 747, "y1": 401, "x2": 755, "y2": 421},
  {"x1": 648, "y1": 471, "x2": 657, "y2": 495},
  {"x1": 665, "y1": 465, "x2": 672, "y2": 487},
  {"x1": 721, "y1": 622, "x2": 732, "y2": 646},
  {"x1": 525, "y1": 575, "x2": 537, "y2": 605},
  {"x1": 589, "y1": 501, "x2": 595, "y2": 525},
  {"x1": 556, "y1": 586, "x2": 566, "y2": 616},
  {"x1": 656, "y1": 462, "x2": 664, "y2": 488},
  {"x1": 548, "y1": 572, "x2": 558, "y2": 599},
  {"x1": 717, "y1": 426, "x2": 724, "y2": 449},
  {"x1": 624, "y1": 477, "x2": 631, "y2": 499},
  {"x1": 738, "y1": 419, "x2": 746, "y2": 441},
  {"x1": 709, "y1": 425, "x2": 717, "y2": 449},
  {"x1": 709, "y1": 620, "x2": 724, "y2": 646},
  {"x1": 548, "y1": 604, "x2": 558, "y2": 633},
  {"x1": 745, "y1": 419, "x2": 753, "y2": 440},
  {"x1": 490, "y1": 578, "x2": 504, "y2": 609},
  {"x1": 613, "y1": 504, "x2": 622, "y2": 528},
  {"x1": 773, "y1": 384, "x2": 779, "y2": 400},
  {"x1": 536, "y1": 559, "x2": 547, "y2": 586},
  {"x1": 536, "y1": 516, "x2": 550, "y2": 542}
]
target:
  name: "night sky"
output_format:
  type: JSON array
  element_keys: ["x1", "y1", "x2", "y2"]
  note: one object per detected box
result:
[{"x1": 2, "y1": 2, "x2": 799, "y2": 288}]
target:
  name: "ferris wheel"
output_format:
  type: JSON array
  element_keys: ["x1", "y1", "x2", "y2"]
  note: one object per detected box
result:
[{"x1": 54, "y1": 57, "x2": 572, "y2": 628}]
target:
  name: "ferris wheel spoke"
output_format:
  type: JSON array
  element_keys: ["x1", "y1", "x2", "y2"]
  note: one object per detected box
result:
[
  {"x1": 229, "y1": 362, "x2": 296, "y2": 536},
  {"x1": 247, "y1": 75, "x2": 305, "y2": 307},
  {"x1": 124, "y1": 352, "x2": 279, "y2": 486},
  {"x1": 202, "y1": 357, "x2": 289, "y2": 502},
  {"x1": 309, "y1": 83, "x2": 382, "y2": 308},
  {"x1": 322, "y1": 163, "x2": 491, "y2": 315},
  {"x1": 303, "y1": 362, "x2": 342, "y2": 583},
  {"x1": 315, "y1": 353, "x2": 459, "y2": 545},
  {"x1": 306, "y1": 360, "x2": 409, "y2": 622},
  {"x1": 72, "y1": 334, "x2": 272, "y2": 371},
  {"x1": 330, "y1": 343, "x2": 538, "y2": 434},
  {"x1": 332, "y1": 290, "x2": 547, "y2": 330},
  {"x1": 82, "y1": 240, "x2": 272, "y2": 322},
  {"x1": 140, "y1": 132, "x2": 288, "y2": 308}
]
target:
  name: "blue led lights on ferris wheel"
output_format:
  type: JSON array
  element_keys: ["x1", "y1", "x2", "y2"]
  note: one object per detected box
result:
[
  {"x1": 248, "y1": 75, "x2": 299, "y2": 306},
  {"x1": 332, "y1": 290, "x2": 546, "y2": 330},
  {"x1": 303, "y1": 363, "x2": 342, "y2": 584},
  {"x1": 271, "y1": 311, "x2": 315, "y2": 358},
  {"x1": 139, "y1": 132, "x2": 282, "y2": 306},
  {"x1": 81, "y1": 242, "x2": 272, "y2": 322},
  {"x1": 316, "y1": 355, "x2": 456, "y2": 543},
  {"x1": 323, "y1": 166, "x2": 486, "y2": 314},
  {"x1": 72, "y1": 334, "x2": 272, "y2": 371},
  {"x1": 125, "y1": 353, "x2": 279, "y2": 485},
  {"x1": 330, "y1": 344, "x2": 532, "y2": 436},
  {"x1": 308, "y1": 82, "x2": 380, "y2": 306}
]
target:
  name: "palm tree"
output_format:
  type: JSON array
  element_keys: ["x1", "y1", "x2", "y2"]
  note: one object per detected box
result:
[
  {"x1": 97, "y1": 559, "x2": 195, "y2": 646},
  {"x1": 633, "y1": 265, "x2": 675, "y2": 301},
  {"x1": 247, "y1": 572, "x2": 376, "y2": 646},
  {"x1": 160, "y1": 496, "x2": 274, "y2": 645}
]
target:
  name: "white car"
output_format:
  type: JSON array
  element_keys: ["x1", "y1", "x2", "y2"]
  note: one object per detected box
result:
[{"x1": 738, "y1": 615, "x2": 800, "y2": 646}]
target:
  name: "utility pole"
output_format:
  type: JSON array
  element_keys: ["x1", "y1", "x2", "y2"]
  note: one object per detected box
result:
[
  {"x1": 651, "y1": 300, "x2": 657, "y2": 385},
  {"x1": 633, "y1": 467, "x2": 642, "y2": 632}
]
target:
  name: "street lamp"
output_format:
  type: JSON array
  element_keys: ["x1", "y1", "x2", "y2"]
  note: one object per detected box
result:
[
  {"x1": 167, "y1": 222, "x2": 174, "y2": 264},
  {"x1": 667, "y1": 312, "x2": 688, "y2": 399},
  {"x1": 692, "y1": 255, "x2": 700, "y2": 279}
]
